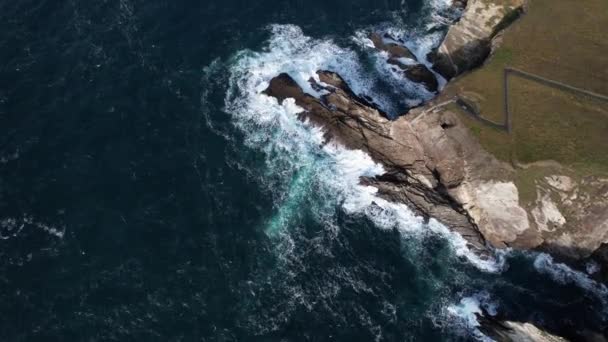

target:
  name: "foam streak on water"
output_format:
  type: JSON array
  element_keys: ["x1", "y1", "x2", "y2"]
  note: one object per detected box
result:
[
  {"x1": 444, "y1": 292, "x2": 497, "y2": 342},
  {"x1": 0, "y1": 215, "x2": 65, "y2": 240},
  {"x1": 534, "y1": 253, "x2": 608, "y2": 305},
  {"x1": 351, "y1": 0, "x2": 455, "y2": 106}
]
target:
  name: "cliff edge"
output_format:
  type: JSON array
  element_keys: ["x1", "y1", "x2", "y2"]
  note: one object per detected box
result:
[{"x1": 262, "y1": 0, "x2": 608, "y2": 263}]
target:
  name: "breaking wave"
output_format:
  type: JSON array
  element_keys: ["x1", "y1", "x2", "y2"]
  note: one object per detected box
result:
[
  {"x1": 351, "y1": 0, "x2": 455, "y2": 109},
  {"x1": 219, "y1": 5, "x2": 608, "y2": 338},
  {"x1": 442, "y1": 292, "x2": 498, "y2": 341},
  {"x1": 224, "y1": 24, "x2": 504, "y2": 273},
  {"x1": 534, "y1": 253, "x2": 608, "y2": 306}
]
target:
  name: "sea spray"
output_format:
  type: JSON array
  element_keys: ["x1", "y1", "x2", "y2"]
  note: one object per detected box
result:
[
  {"x1": 351, "y1": 0, "x2": 455, "y2": 104},
  {"x1": 533, "y1": 253, "x2": 608, "y2": 307},
  {"x1": 225, "y1": 24, "x2": 505, "y2": 272},
  {"x1": 443, "y1": 292, "x2": 498, "y2": 341},
  {"x1": 351, "y1": 29, "x2": 438, "y2": 110},
  {"x1": 223, "y1": 18, "x2": 608, "y2": 340}
]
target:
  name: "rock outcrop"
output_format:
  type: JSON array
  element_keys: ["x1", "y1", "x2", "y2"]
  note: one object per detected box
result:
[
  {"x1": 263, "y1": 71, "x2": 488, "y2": 253},
  {"x1": 478, "y1": 317, "x2": 569, "y2": 342},
  {"x1": 419, "y1": 0, "x2": 608, "y2": 259},
  {"x1": 431, "y1": 0, "x2": 525, "y2": 79},
  {"x1": 257, "y1": 2, "x2": 608, "y2": 338},
  {"x1": 405, "y1": 103, "x2": 531, "y2": 250},
  {"x1": 387, "y1": 59, "x2": 439, "y2": 93},
  {"x1": 260, "y1": 0, "x2": 608, "y2": 262},
  {"x1": 370, "y1": 33, "x2": 416, "y2": 60},
  {"x1": 263, "y1": 67, "x2": 608, "y2": 260},
  {"x1": 407, "y1": 102, "x2": 608, "y2": 257},
  {"x1": 532, "y1": 174, "x2": 608, "y2": 259},
  {"x1": 370, "y1": 33, "x2": 439, "y2": 92}
]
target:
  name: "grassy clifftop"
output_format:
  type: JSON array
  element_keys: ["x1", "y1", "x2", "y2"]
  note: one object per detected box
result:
[{"x1": 445, "y1": 0, "x2": 608, "y2": 176}]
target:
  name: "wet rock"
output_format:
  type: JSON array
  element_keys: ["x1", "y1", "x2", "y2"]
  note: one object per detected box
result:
[
  {"x1": 387, "y1": 58, "x2": 439, "y2": 92},
  {"x1": 370, "y1": 32, "x2": 439, "y2": 92},
  {"x1": 452, "y1": 0, "x2": 467, "y2": 11},
  {"x1": 262, "y1": 71, "x2": 489, "y2": 254},
  {"x1": 262, "y1": 72, "x2": 309, "y2": 103},
  {"x1": 369, "y1": 32, "x2": 416, "y2": 60},
  {"x1": 478, "y1": 317, "x2": 569, "y2": 342}
]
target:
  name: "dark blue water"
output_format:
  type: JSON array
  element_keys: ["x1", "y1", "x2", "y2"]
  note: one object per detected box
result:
[{"x1": 1, "y1": 1, "x2": 607, "y2": 341}]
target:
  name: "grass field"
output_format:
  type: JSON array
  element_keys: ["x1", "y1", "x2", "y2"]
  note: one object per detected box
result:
[{"x1": 445, "y1": 0, "x2": 608, "y2": 177}]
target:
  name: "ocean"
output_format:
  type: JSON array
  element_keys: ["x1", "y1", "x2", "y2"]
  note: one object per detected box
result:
[{"x1": 0, "y1": 0, "x2": 606, "y2": 340}]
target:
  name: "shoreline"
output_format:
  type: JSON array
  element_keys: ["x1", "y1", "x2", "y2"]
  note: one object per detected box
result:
[
  {"x1": 264, "y1": 0, "x2": 531, "y2": 258},
  {"x1": 261, "y1": 1, "x2": 608, "y2": 338}
]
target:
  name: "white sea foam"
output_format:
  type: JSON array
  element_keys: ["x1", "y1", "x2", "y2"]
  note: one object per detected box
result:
[
  {"x1": 430, "y1": 0, "x2": 453, "y2": 11},
  {"x1": 0, "y1": 215, "x2": 65, "y2": 240},
  {"x1": 0, "y1": 149, "x2": 20, "y2": 164},
  {"x1": 351, "y1": 30, "x2": 436, "y2": 108},
  {"x1": 225, "y1": 24, "x2": 505, "y2": 273},
  {"x1": 534, "y1": 253, "x2": 608, "y2": 304},
  {"x1": 444, "y1": 292, "x2": 497, "y2": 342},
  {"x1": 586, "y1": 260, "x2": 600, "y2": 275},
  {"x1": 351, "y1": 12, "x2": 450, "y2": 105},
  {"x1": 220, "y1": 9, "x2": 608, "y2": 341}
]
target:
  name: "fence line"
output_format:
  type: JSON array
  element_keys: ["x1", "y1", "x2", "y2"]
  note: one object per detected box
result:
[{"x1": 457, "y1": 67, "x2": 608, "y2": 134}]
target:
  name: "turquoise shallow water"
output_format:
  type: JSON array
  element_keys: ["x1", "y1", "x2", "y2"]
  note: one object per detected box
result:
[{"x1": 0, "y1": 0, "x2": 607, "y2": 340}]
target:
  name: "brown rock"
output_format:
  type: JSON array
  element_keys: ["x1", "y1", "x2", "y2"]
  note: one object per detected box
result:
[
  {"x1": 262, "y1": 73, "x2": 309, "y2": 103},
  {"x1": 479, "y1": 317, "x2": 569, "y2": 342},
  {"x1": 370, "y1": 32, "x2": 416, "y2": 60},
  {"x1": 262, "y1": 71, "x2": 489, "y2": 254},
  {"x1": 452, "y1": 0, "x2": 467, "y2": 10},
  {"x1": 387, "y1": 58, "x2": 439, "y2": 92},
  {"x1": 370, "y1": 33, "x2": 439, "y2": 92},
  {"x1": 432, "y1": 0, "x2": 524, "y2": 79}
]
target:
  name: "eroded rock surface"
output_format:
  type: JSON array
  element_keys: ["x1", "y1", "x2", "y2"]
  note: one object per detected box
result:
[
  {"x1": 263, "y1": 71, "x2": 488, "y2": 253},
  {"x1": 432, "y1": 0, "x2": 525, "y2": 79},
  {"x1": 370, "y1": 33, "x2": 416, "y2": 60},
  {"x1": 387, "y1": 58, "x2": 439, "y2": 93},
  {"x1": 260, "y1": 0, "x2": 608, "y2": 263},
  {"x1": 263, "y1": 67, "x2": 608, "y2": 264},
  {"x1": 407, "y1": 103, "x2": 608, "y2": 256},
  {"x1": 532, "y1": 175, "x2": 608, "y2": 258},
  {"x1": 370, "y1": 32, "x2": 439, "y2": 92},
  {"x1": 479, "y1": 318, "x2": 569, "y2": 342}
]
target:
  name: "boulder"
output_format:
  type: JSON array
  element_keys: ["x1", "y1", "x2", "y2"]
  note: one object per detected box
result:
[
  {"x1": 387, "y1": 58, "x2": 439, "y2": 92},
  {"x1": 370, "y1": 32, "x2": 439, "y2": 92},
  {"x1": 369, "y1": 32, "x2": 416, "y2": 60}
]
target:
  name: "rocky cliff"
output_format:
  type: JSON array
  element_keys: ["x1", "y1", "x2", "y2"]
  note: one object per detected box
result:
[
  {"x1": 420, "y1": 0, "x2": 608, "y2": 260},
  {"x1": 259, "y1": 1, "x2": 607, "y2": 338},
  {"x1": 478, "y1": 317, "x2": 570, "y2": 342},
  {"x1": 263, "y1": 71, "x2": 488, "y2": 253},
  {"x1": 406, "y1": 102, "x2": 608, "y2": 258},
  {"x1": 261, "y1": 0, "x2": 608, "y2": 263},
  {"x1": 431, "y1": 0, "x2": 525, "y2": 79}
]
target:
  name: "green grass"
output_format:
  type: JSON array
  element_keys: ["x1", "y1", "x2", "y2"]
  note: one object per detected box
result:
[
  {"x1": 448, "y1": 0, "x2": 608, "y2": 179},
  {"x1": 514, "y1": 166, "x2": 547, "y2": 204},
  {"x1": 470, "y1": 125, "x2": 482, "y2": 138},
  {"x1": 441, "y1": 0, "x2": 608, "y2": 205},
  {"x1": 492, "y1": 48, "x2": 513, "y2": 65},
  {"x1": 510, "y1": 77, "x2": 608, "y2": 170}
]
